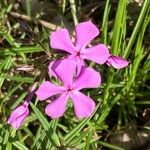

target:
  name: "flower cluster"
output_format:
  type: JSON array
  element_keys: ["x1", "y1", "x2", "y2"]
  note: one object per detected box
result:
[{"x1": 7, "y1": 21, "x2": 128, "y2": 129}]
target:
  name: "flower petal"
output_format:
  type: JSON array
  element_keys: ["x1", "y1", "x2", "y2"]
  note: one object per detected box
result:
[
  {"x1": 73, "y1": 66, "x2": 101, "y2": 90},
  {"x1": 75, "y1": 21, "x2": 99, "y2": 49},
  {"x1": 83, "y1": 44, "x2": 110, "y2": 64},
  {"x1": 107, "y1": 55, "x2": 129, "y2": 69},
  {"x1": 76, "y1": 57, "x2": 85, "y2": 76},
  {"x1": 67, "y1": 55, "x2": 85, "y2": 76},
  {"x1": 48, "y1": 60, "x2": 60, "y2": 78},
  {"x1": 70, "y1": 91, "x2": 95, "y2": 118},
  {"x1": 45, "y1": 93, "x2": 69, "y2": 118},
  {"x1": 7, "y1": 105, "x2": 29, "y2": 129},
  {"x1": 35, "y1": 81, "x2": 65, "y2": 101},
  {"x1": 50, "y1": 59, "x2": 77, "y2": 87},
  {"x1": 50, "y1": 29, "x2": 76, "y2": 54}
]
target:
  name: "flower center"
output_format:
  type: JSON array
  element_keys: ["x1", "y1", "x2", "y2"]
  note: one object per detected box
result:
[
  {"x1": 65, "y1": 85, "x2": 75, "y2": 94},
  {"x1": 76, "y1": 51, "x2": 80, "y2": 57},
  {"x1": 67, "y1": 87, "x2": 72, "y2": 92}
]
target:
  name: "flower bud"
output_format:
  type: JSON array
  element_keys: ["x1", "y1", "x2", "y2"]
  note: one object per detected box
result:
[{"x1": 7, "y1": 102, "x2": 29, "y2": 129}]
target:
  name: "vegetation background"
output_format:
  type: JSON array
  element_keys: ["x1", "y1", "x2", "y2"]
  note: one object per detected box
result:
[{"x1": 0, "y1": 0, "x2": 150, "y2": 149}]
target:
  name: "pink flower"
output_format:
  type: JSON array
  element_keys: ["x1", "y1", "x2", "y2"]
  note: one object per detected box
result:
[
  {"x1": 50, "y1": 21, "x2": 128, "y2": 73},
  {"x1": 50, "y1": 21, "x2": 110, "y2": 73},
  {"x1": 36, "y1": 59, "x2": 101, "y2": 118},
  {"x1": 7, "y1": 101, "x2": 29, "y2": 129},
  {"x1": 106, "y1": 55, "x2": 129, "y2": 69}
]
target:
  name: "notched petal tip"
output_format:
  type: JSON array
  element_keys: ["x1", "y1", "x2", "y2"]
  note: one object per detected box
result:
[
  {"x1": 50, "y1": 28, "x2": 76, "y2": 54},
  {"x1": 84, "y1": 44, "x2": 110, "y2": 64},
  {"x1": 71, "y1": 91, "x2": 96, "y2": 118},
  {"x1": 73, "y1": 66, "x2": 101, "y2": 90},
  {"x1": 45, "y1": 93, "x2": 68, "y2": 118},
  {"x1": 75, "y1": 20, "x2": 100, "y2": 49}
]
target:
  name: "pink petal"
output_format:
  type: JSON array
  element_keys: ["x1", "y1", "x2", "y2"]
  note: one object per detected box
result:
[
  {"x1": 45, "y1": 92, "x2": 69, "y2": 118},
  {"x1": 70, "y1": 91, "x2": 95, "y2": 118},
  {"x1": 35, "y1": 81, "x2": 65, "y2": 101},
  {"x1": 48, "y1": 60, "x2": 60, "y2": 78},
  {"x1": 76, "y1": 57, "x2": 85, "y2": 76},
  {"x1": 75, "y1": 21, "x2": 99, "y2": 49},
  {"x1": 107, "y1": 55, "x2": 129, "y2": 69},
  {"x1": 83, "y1": 44, "x2": 110, "y2": 64},
  {"x1": 50, "y1": 59, "x2": 77, "y2": 87},
  {"x1": 50, "y1": 29, "x2": 76, "y2": 54},
  {"x1": 67, "y1": 55, "x2": 85, "y2": 76},
  {"x1": 73, "y1": 66, "x2": 101, "y2": 90},
  {"x1": 7, "y1": 105, "x2": 29, "y2": 129}
]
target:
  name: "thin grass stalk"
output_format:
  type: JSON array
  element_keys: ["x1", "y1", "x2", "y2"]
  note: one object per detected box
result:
[
  {"x1": 123, "y1": 0, "x2": 150, "y2": 58},
  {"x1": 101, "y1": 0, "x2": 110, "y2": 44},
  {"x1": 69, "y1": 0, "x2": 78, "y2": 25},
  {"x1": 111, "y1": 0, "x2": 126, "y2": 55}
]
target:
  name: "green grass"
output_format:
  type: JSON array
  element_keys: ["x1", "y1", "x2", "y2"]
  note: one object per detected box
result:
[{"x1": 0, "y1": 0, "x2": 150, "y2": 149}]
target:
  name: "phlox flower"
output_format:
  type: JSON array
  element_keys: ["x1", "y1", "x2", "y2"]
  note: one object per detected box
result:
[
  {"x1": 50, "y1": 21, "x2": 128, "y2": 73},
  {"x1": 35, "y1": 59, "x2": 101, "y2": 118},
  {"x1": 50, "y1": 21, "x2": 110, "y2": 73}
]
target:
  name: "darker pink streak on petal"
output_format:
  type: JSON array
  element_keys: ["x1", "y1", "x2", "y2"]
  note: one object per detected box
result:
[
  {"x1": 67, "y1": 55, "x2": 85, "y2": 76},
  {"x1": 75, "y1": 21, "x2": 99, "y2": 49},
  {"x1": 73, "y1": 67, "x2": 101, "y2": 90},
  {"x1": 45, "y1": 93, "x2": 69, "y2": 118},
  {"x1": 50, "y1": 59, "x2": 76, "y2": 87},
  {"x1": 7, "y1": 105, "x2": 29, "y2": 129},
  {"x1": 48, "y1": 60, "x2": 60, "y2": 78},
  {"x1": 70, "y1": 91, "x2": 95, "y2": 118},
  {"x1": 107, "y1": 55, "x2": 129, "y2": 69},
  {"x1": 76, "y1": 58, "x2": 85, "y2": 76},
  {"x1": 84, "y1": 44, "x2": 110, "y2": 64},
  {"x1": 50, "y1": 29, "x2": 76, "y2": 54},
  {"x1": 35, "y1": 81, "x2": 64, "y2": 101}
]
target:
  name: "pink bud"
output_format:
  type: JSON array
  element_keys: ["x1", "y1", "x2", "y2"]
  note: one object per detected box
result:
[
  {"x1": 7, "y1": 102, "x2": 29, "y2": 129},
  {"x1": 106, "y1": 55, "x2": 129, "y2": 69}
]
